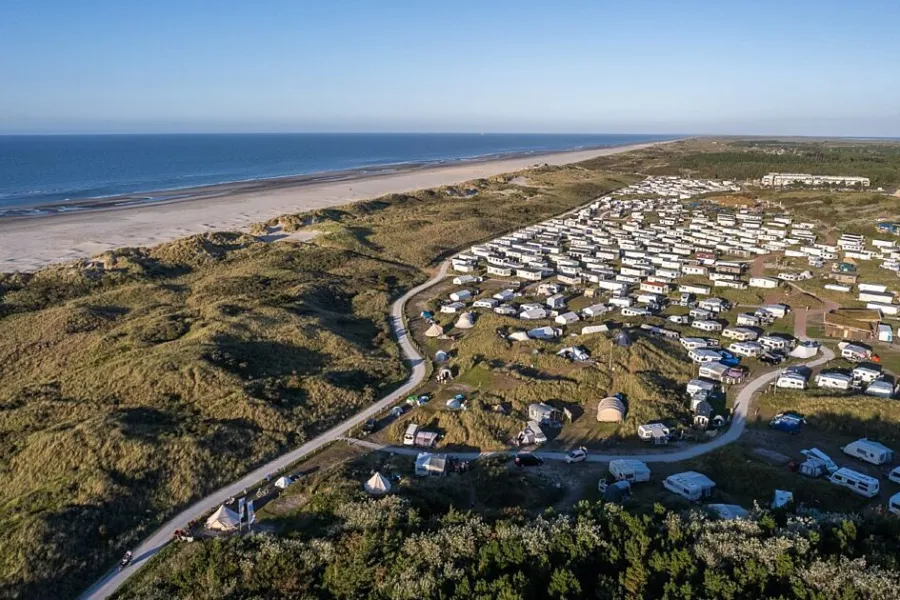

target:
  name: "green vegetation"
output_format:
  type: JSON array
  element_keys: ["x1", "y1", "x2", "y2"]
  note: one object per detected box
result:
[
  {"x1": 117, "y1": 486, "x2": 900, "y2": 600},
  {"x1": 0, "y1": 164, "x2": 629, "y2": 599}
]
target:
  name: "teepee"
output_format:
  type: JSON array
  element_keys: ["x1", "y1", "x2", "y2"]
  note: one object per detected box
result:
[
  {"x1": 205, "y1": 505, "x2": 240, "y2": 531},
  {"x1": 455, "y1": 312, "x2": 476, "y2": 329},
  {"x1": 425, "y1": 323, "x2": 445, "y2": 338},
  {"x1": 364, "y1": 472, "x2": 391, "y2": 496}
]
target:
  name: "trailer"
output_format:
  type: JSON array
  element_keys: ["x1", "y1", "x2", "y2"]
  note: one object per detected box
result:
[
  {"x1": 609, "y1": 459, "x2": 651, "y2": 484},
  {"x1": 841, "y1": 438, "x2": 894, "y2": 465},
  {"x1": 828, "y1": 468, "x2": 880, "y2": 498}
]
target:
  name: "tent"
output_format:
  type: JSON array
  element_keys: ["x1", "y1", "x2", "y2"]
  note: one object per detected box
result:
[
  {"x1": 597, "y1": 396, "x2": 626, "y2": 423},
  {"x1": 507, "y1": 331, "x2": 530, "y2": 342},
  {"x1": 425, "y1": 323, "x2": 445, "y2": 338},
  {"x1": 364, "y1": 472, "x2": 392, "y2": 496},
  {"x1": 205, "y1": 505, "x2": 240, "y2": 531},
  {"x1": 456, "y1": 312, "x2": 476, "y2": 329},
  {"x1": 434, "y1": 350, "x2": 449, "y2": 362},
  {"x1": 274, "y1": 476, "x2": 294, "y2": 490},
  {"x1": 772, "y1": 489, "x2": 794, "y2": 509},
  {"x1": 614, "y1": 330, "x2": 632, "y2": 347},
  {"x1": 790, "y1": 341, "x2": 820, "y2": 358},
  {"x1": 602, "y1": 480, "x2": 631, "y2": 503}
]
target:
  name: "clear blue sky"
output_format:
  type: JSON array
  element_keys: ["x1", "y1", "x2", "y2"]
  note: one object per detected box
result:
[{"x1": 3, "y1": 0, "x2": 899, "y2": 136}]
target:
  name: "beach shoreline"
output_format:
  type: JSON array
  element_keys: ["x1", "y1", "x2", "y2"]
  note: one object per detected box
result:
[{"x1": 0, "y1": 139, "x2": 677, "y2": 272}]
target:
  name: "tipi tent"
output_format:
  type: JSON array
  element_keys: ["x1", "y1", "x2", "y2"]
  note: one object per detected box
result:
[
  {"x1": 456, "y1": 312, "x2": 476, "y2": 329},
  {"x1": 364, "y1": 472, "x2": 392, "y2": 496},
  {"x1": 425, "y1": 323, "x2": 445, "y2": 338},
  {"x1": 596, "y1": 396, "x2": 626, "y2": 422},
  {"x1": 274, "y1": 476, "x2": 294, "y2": 490},
  {"x1": 205, "y1": 505, "x2": 240, "y2": 531}
]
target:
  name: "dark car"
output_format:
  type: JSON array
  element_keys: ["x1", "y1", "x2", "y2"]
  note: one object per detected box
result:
[
  {"x1": 362, "y1": 418, "x2": 377, "y2": 434},
  {"x1": 515, "y1": 453, "x2": 544, "y2": 467},
  {"x1": 759, "y1": 351, "x2": 784, "y2": 366}
]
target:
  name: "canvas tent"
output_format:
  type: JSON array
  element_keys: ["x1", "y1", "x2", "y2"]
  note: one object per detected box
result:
[
  {"x1": 425, "y1": 323, "x2": 445, "y2": 338},
  {"x1": 364, "y1": 472, "x2": 392, "y2": 496},
  {"x1": 206, "y1": 505, "x2": 240, "y2": 531},
  {"x1": 602, "y1": 480, "x2": 631, "y2": 503},
  {"x1": 790, "y1": 341, "x2": 820, "y2": 359},
  {"x1": 596, "y1": 396, "x2": 626, "y2": 422},
  {"x1": 274, "y1": 476, "x2": 294, "y2": 490},
  {"x1": 456, "y1": 312, "x2": 476, "y2": 329}
]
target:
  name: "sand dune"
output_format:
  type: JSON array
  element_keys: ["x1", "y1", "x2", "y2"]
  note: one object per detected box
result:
[{"x1": 0, "y1": 141, "x2": 668, "y2": 272}]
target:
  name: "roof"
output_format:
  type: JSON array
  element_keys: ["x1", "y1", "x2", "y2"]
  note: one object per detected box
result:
[{"x1": 825, "y1": 309, "x2": 881, "y2": 332}]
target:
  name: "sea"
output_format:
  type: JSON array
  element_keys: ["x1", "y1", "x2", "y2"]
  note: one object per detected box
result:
[{"x1": 0, "y1": 133, "x2": 676, "y2": 216}]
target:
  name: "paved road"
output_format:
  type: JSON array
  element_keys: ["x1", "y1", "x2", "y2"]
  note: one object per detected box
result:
[
  {"x1": 78, "y1": 261, "x2": 451, "y2": 600},
  {"x1": 346, "y1": 345, "x2": 836, "y2": 464}
]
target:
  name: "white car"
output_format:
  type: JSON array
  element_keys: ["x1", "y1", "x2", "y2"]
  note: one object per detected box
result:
[
  {"x1": 565, "y1": 447, "x2": 588, "y2": 464},
  {"x1": 889, "y1": 466, "x2": 900, "y2": 485}
]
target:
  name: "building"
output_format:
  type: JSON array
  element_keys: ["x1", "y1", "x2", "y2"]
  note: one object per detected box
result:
[
  {"x1": 760, "y1": 173, "x2": 870, "y2": 188},
  {"x1": 823, "y1": 309, "x2": 881, "y2": 341}
]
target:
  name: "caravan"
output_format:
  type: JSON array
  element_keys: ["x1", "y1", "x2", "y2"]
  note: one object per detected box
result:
[
  {"x1": 775, "y1": 372, "x2": 808, "y2": 390},
  {"x1": 663, "y1": 471, "x2": 716, "y2": 501},
  {"x1": 728, "y1": 341, "x2": 763, "y2": 358},
  {"x1": 841, "y1": 438, "x2": 894, "y2": 465},
  {"x1": 828, "y1": 468, "x2": 880, "y2": 498},
  {"x1": 841, "y1": 344, "x2": 872, "y2": 363},
  {"x1": 609, "y1": 459, "x2": 651, "y2": 483},
  {"x1": 816, "y1": 371, "x2": 852, "y2": 390}
]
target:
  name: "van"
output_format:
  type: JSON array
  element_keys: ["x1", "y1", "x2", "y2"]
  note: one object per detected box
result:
[
  {"x1": 403, "y1": 424, "x2": 419, "y2": 446},
  {"x1": 828, "y1": 468, "x2": 880, "y2": 498}
]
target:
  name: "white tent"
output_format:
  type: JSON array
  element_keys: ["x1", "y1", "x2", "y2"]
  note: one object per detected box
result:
[
  {"x1": 456, "y1": 312, "x2": 476, "y2": 329},
  {"x1": 364, "y1": 472, "x2": 392, "y2": 496},
  {"x1": 507, "y1": 331, "x2": 530, "y2": 342},
  {"x1": 425, "y1": 323, "x2": 445, "y2": 338},
  {"x1": 274, "y1": 476, "x2": 294, "y2": 490},
  {"x1": 205, "y1": 505, "x2": 240, "y2": 531},
  {"x1": 790, "y1": 342, "x2": 820, "y2": 359}
]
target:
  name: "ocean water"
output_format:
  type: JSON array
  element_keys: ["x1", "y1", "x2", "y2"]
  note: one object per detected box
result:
[{"x1": 0, "y1": 133, "x2": 674, "y2": 212}]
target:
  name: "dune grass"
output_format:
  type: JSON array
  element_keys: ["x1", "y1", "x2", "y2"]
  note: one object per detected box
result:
[{"x1": 0, "y1": 161, "x2": 630, "y2": 598}]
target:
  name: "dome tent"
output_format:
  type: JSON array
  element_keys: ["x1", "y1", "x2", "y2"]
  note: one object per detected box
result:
[
  {"x1": 364, "y1": 472, "x2": 391, "y2": 496},
  {"x1": 456, "y1": 312, "x2": 476, "y2": 329},
  {"x1": 596, "y1": 396, "x2": 626, "y2": 423}
]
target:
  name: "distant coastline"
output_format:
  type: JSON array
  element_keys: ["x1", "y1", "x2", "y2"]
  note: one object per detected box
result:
[
  {"x1": 0, "y1": 138, "x2": 680, "y2": 272},
  {"x1": 0, "y1": 142, "x2": 643, "y2": 221}
]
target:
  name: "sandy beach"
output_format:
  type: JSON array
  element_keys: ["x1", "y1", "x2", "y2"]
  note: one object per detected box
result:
[{"x1": 0, "y1": 141, "x2": 670, "y2": 272}]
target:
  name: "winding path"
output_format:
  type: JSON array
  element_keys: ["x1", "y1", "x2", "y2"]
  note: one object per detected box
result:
[
  {"x1": 347, "y1": 345, "x2": 835, "y2": 463},
  {"x1": 78, "y1": 261, "x2": 451, "y2": 600}
]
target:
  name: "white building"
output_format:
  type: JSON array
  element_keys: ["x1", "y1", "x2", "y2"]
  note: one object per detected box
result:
[{"x1": 761, "y1": 173, "x2": 870, "y2": 188}]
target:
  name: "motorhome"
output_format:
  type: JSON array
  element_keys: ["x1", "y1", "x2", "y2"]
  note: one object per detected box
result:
[
  {"x1": 663, "y1": 471, "x2": 716, "y2": 501},
  {"x1": 842, "y1": 438, "x2": 894, "y2": 465},
  {"x1": 403, "y1": 424, "x2": 420, "y2": 446},
  {"x1": 828, "y1": 468, "x2": 880, "y2": 498}
]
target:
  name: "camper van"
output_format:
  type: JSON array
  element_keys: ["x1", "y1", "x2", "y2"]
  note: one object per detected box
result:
[
  {"x1": 609, "y1": 459, "x2": 651, "y2": 484},
  {"x1": 842, "y1": 438, "x2": 894, "y2": 465},
  {"x1": 403, "y1": 424, "x2": 420, "y2": 446},
  {"x1": 828, "y1": 468, "x2": 880, "y2": 498},
  {"x1": 663, "y1": 471, "x2": 716, "y2": 501}
]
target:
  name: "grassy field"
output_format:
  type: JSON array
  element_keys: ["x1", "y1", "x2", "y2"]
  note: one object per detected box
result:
[{"x1": 0, "y1": 160, "x2": 632, "y2": 599}]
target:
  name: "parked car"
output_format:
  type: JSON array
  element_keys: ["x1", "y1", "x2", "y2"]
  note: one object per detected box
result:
[
  {"x1": 565, "y1": 447, "x2": 588, "y2": 464},
  {"x1": 769, "y1": 412, "x2": 806, "y2": 434},
  {"x1": 515, "y1": 453, "x2": 544, "y2": 467},
  {"x1": 759, "y1": 351, "x2": 784, "y2": 366},
  {"x1": 362, "y1": 418, "x2": 376, "y2": 434}
]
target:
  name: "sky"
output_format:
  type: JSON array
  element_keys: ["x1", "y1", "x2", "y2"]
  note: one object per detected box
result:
[{"x1": 2, "y1": 0, "x2": 900, "y2": 136}]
